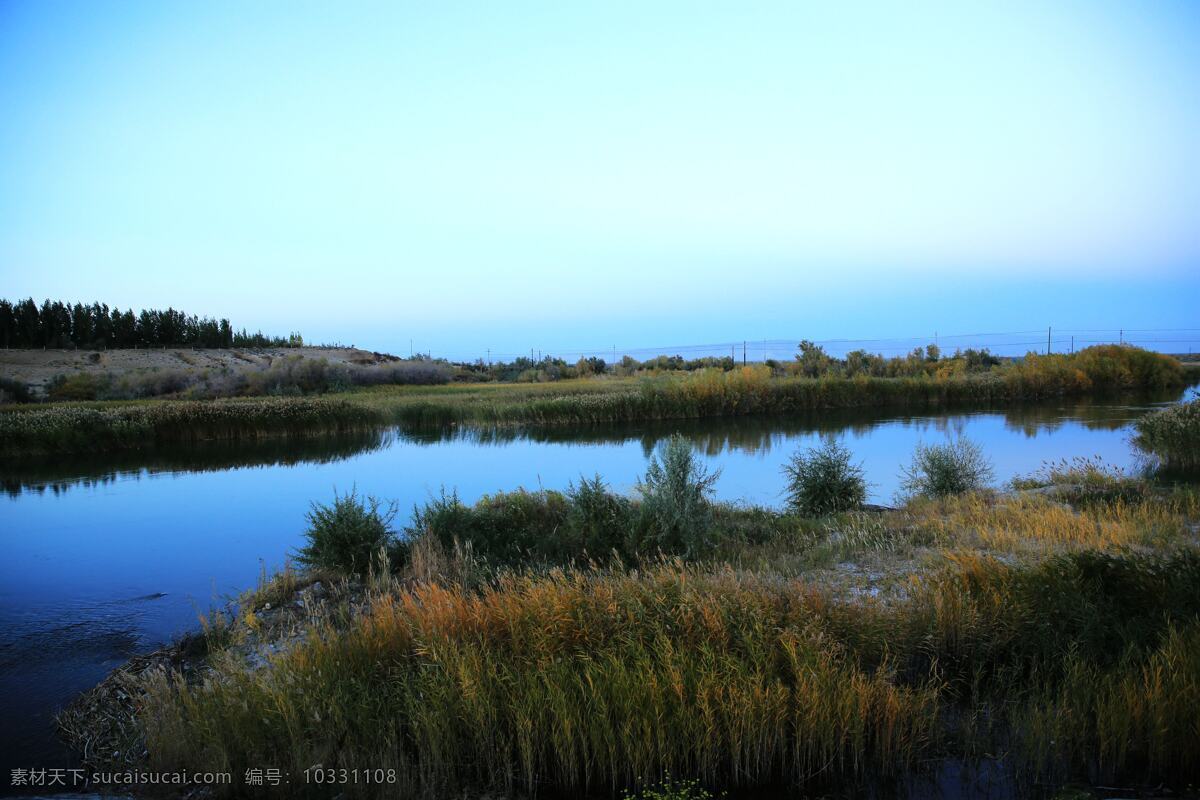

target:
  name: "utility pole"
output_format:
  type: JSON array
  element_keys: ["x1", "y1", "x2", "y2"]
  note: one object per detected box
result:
[
  {"x1": 487, "y1": 348, "x2": 490, "y2": 365},
  {"x1": 1070, "y1": 336, "x2": 1074, "y2": 354},
  {"x1": 743, "y1": 340, "x2": 746, "y2": 365},
  {"x1": 1119, "y1": 329, "x2": 1123, "y2": 345},
  {"x1": 1047, "y1": 326, "x2": 1051, "y2": 355}
]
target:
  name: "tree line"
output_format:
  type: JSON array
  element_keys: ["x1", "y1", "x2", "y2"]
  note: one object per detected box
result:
[{"x1": 0, "y1": 298, "x2": 303, "y2": 349}]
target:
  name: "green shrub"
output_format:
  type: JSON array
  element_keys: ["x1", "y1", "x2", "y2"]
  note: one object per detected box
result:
[
  {"x1": 566, "y1": 474, "x2": 636, "y2": 557},
  {"x1": 295, "y1": 489, "x2": 398, "y2": 575},
  {"x1": 899, "y1": 437, "x2": 993, "y2": 498},
  {"x1": 45, "y1": 372, "x2": 106, "y2": 401},
  {"x1": 637, "y1": 435, "x2": 720, "y2": 556},
  {"x1": 782, "y1": 438, "x2": 867, "y2": 516},
  {"x1": 1133, "y1": 398, "x2": 1200, "y2": 469},
  {"x1": 0, "y1": 375, "x2": 33, "y2": 404},
  {"x1": 408, "y1": 487, "x2": 571, "y2": 566}
]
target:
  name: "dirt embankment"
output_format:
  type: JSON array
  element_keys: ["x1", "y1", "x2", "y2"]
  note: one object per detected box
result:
[{"x1": 0, "y1": 347, "x2": 399, "y2": 396}]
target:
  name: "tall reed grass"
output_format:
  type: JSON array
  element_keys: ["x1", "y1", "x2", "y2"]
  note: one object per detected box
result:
[
  {"x1": 6, "y1": 349, "x2": 1194, "y2": 456},
  {"x1": 0, "y1": 396, "x2": 381, "y2": 456},
  {"x1": 134, "y1": 550, "x2": 1200, "y2": 797},
  {"x1": 1133, "y1": 397, "x2": 1200, "y2": 469}
]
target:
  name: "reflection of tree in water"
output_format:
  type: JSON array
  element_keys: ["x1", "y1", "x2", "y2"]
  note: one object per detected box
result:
[
  {"x1": 4, "y1": 389, "x2": 1187, "y2": 496},
  {"x1": 1000, "y1": 392, "x2": 1186, "y2": 439},
  {"x1": 1, "y1": 429, "x2": 395, "y2": 497},
  {"x1": 436, "y1": 391, "x2": 1185, "y2": 456}
]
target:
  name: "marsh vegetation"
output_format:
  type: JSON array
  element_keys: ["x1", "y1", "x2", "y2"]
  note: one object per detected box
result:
[
  {"x1": 61, "y1": 436, "x2": 1200, "y2": 799},
  {"x1": 3, "y1": 345, "x2": 1193, "y2": 458}
]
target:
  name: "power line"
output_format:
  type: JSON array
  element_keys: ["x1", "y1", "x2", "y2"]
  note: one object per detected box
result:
[{"x1": 419, "y1": 327, "x2": 1200, "y2": 363}]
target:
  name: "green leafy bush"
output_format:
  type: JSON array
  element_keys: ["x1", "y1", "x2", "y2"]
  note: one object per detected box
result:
[
  {"x1": 408, "y1": 487, "x2": 572, "y2": 566},
  {"x1": 782, "y1": 438, "x2": 867, "y2": 516},
  {"x1": 566, "y1": 474, "x2": 636, "y2": 557},
  {"x1": 638, "y1": 434, "x2": 720, "y2": 556},
  {"x1": 899, "y1": 437, "x2": 993, "y2": 498},
  {"x1": 295, "y1": 489, "x2": 398, "y2": 575}
]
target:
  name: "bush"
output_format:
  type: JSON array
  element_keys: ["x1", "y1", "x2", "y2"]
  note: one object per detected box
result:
[
  {"x1": 566, "y1": 474, "x2": 636, "y2": 557},
  {"x1": 45, "y1": 372, "x2": 106, "y2": 401},
  {"x1": 0, "y1": 375, "x2": 33, "y2": 404},
  {"x1": 782, "y1": 438, "x2": 867, "y2": 516},
  {"x1": 295, "y1": 489, "x2": 398, "y2": 575},
  {"x1": 1134, "y1": 398, "x2": 1200, "y2": 469},
  {"x1": 899, "y1": 437, "x2": 993, "y2": 498},
  {"x1": 637, "y1": 435, "x2": 720, "y2": 556},
  {"x1": 408, "y1": 487, "x2": 572, "y2": 567}
]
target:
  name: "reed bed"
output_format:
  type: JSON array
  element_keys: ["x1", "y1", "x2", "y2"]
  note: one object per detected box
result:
[
  {"x1": 134, "y1": 548, "x2": 1200, "y2": 798},
  {"x1": 7, "y1": 352, "x2": 1193, "y2": 455},
  {"x1": 0, "y1": 396, "x2": 381, "y2": 455},
  {"x1": 139, "y1": 565, "x2": 941, "y2": 798},
  {"x1": 1134, "y1": 397, "x2": 1200, "y2": 469},
  {"x1": 902, "y1": 492, "x2": 1197, "y2": 554}
]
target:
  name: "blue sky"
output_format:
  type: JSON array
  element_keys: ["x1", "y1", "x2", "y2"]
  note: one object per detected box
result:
[{"x1": 1, "y1": 1, "x2": 1197, "y2": 358}]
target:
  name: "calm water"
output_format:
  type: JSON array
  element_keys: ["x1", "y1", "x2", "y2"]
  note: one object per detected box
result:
[{"x1": 0, "y1": 392, "x2": 1193, "y2": 791}]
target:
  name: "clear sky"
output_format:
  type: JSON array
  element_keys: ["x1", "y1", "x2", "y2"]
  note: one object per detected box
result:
[{"x1": 1, "y1": 1, "x2": 1197, "y2": 358}]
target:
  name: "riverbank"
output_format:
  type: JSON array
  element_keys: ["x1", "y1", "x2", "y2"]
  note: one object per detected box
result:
[
  {"x1": 59, "y1": 460, "x2": 1200, "y2": 799},
  {"x1": 3, "y1": 346, "x2": 1196, "y2": 457}
]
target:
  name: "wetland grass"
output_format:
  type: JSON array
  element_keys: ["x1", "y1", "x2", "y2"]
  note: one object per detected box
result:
[
  {"x1": 112, "y1": 457, "x2": 1200, "y2": 798},
  {"x1": 6, "y1": 345, "x2": 1194, "y2": 456},
  {"x1": 133, "y1": 548, "x2": 1200, "y2": 798},
  {"x1": 1134, "y1": 397, "x2": 1200, "y2": 469}
]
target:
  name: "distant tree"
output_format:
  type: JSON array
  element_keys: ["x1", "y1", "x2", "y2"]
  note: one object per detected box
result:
[
  {"x1": 796, "y1": 340, "x2": 832, "y2": 378},
  {"x1": 0, "y1": 297, "x2": 301, "y2": 349},
  {"x1": 70, "y1": 303, "x2": 93, "y2": 347},
  {"x1": 0, "y1": 300, "x2": 14, "y2": 348},
  {"x1": 15, "y1": 299, "x2": 40, "y2": 347}
]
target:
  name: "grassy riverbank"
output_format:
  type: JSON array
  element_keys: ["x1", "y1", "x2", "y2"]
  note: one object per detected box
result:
[
  {"x1": 63, "y1": 446, "x2": 1200, "y2": 799},
  {"x1": 3, "y1": 346, "x2": 1195, "y2": 456}
]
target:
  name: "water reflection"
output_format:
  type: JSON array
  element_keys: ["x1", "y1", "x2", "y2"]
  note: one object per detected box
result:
[
  {"x1": 420, "y1": 391, "x2": 1181, "y2": 455},
  {"x1": 0, "y1": 389, "x2": 1192, "y2": 781},
  {"x1": 1, "y1": 429, "x2": 397, "y2": 497},
  {"x1": 1, "y1": 392, "x2": 1185, "y2": 496}
]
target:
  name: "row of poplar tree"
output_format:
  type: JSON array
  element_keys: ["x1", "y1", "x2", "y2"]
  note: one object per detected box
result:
[{"x1": 0, "y1": 298, "x2": 303, "y2": 349}]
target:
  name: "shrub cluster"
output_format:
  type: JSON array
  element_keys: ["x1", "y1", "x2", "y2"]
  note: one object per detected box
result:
[
  {"x1": 783, "y1": 438, "x2": 867, "y2": 515},
  {"x1": 453, "y1": 344, "x2": 1185, "y2": 392},
  {"x1": 405, "y1": 438, "x2": 722, "y2": 565},
  {"x1": 42, "y1": 355, "x2": 452, "y2": 402},
  {"x1": 294, "y1": 490, "x2": 400, "y2": 575},
  {"x1": 0, "y1": 375, "x2": 33, "y2": 404},
  {"x1": 1133, "y1": 397, "x2": 1200, "y2": 469},
  {"x1": 899, "y1": 437, "x2": 994, "y2": 498}
]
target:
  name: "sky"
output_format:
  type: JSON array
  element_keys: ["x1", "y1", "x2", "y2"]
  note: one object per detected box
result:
[{"x1": 1, "y1": 0, "x2": 1198, "y2": 359}]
